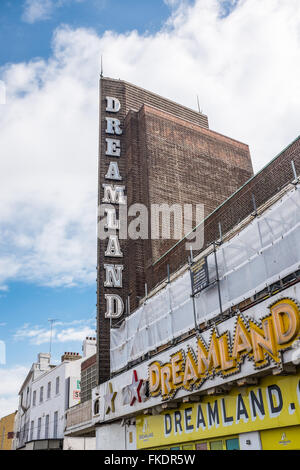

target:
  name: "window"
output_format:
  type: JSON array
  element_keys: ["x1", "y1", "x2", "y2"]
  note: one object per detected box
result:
[
  {"x1": 81, "y1": 363, "x2": 97, "y2": 403},
  {"x1": 195, "y1": 442, "x2": 208, "y2": 450},
  {"x1": 53, "y1": 411, "x2": 58, "y2": 438},
  {"x1": 210, "y1": 440, "x2": 223, "y2": 450},
  {"x1": 40, "y1": 386, "x2": 44, "y2": 403},
  {"x1": 32, "y1": 390, "x2": 36, "y2": 407},
  {"x1": 195, "y1": 436, "x2": 240, "y2": 451},
  {"x1": 47, "y1": 381, "x2": 51, "y2": 399},
  {"x1": 55, "y1": 377, "x2": 60, "y2": 395},
  {"x1": 25, "y1": 422, "x2": 29, "y2": 443},
  {"x1": 45, "y1": 415, "x2": 49, "y2": 439},
  {"x1": 37, "y1": 418, "x2": 42, "y2": 440},
  {"x1": 30, "y1": 421, "x2": 34, "y2": 441},
  {"x1": 21, "y1": 425, "x2": 25, "y2": 443},
  {"x1": 93, "y1": 399, "x2": 100, "y2": 415},
  {"x1": 225, "y1": 438, "x2": 240, "y2": 450},
  {"x1": 155, "y1": 435, "x2": 240, "y2": 451}
]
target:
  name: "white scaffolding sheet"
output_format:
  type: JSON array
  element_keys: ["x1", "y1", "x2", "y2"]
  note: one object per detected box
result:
[{"x1": 111, "y1": 187, "x2": 300, "y2": 373}]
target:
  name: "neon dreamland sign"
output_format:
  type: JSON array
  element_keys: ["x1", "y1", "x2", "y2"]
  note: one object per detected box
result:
[{"x1": 148, "y1": 298, "x2": 300, "y2": 400}]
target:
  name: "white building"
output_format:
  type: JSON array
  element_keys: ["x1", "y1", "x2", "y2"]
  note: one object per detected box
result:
[
  {"x1": 15, "y1": 338, "x2": 96, "y2": 450},
  {"x1": 16, "y1": 353, "x2": 53, "y2": 449}
]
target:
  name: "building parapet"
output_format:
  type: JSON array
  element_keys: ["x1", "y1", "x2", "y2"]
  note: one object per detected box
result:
[{"x1": 65, "y1": 400, "x2": 93, "y2": 433}]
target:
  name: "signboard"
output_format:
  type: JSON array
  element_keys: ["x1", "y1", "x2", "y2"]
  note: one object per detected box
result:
[
  {"x1": 260, "y1": 425, "x2": 300, "y2": 450},
  {"x1": 148, "y1": 298, "x2": 300, "y2": 400},
  {"x1": 68, "y1": 377, "x2": 81, "y2": 408},
  {"x1": 136, "y1": 372, "x2": 300, "y2": 449},
  {"x1": 93, "y1": 288, "x2": 300, "y2": 424},
  {"x1": 190, "y1": 257, "x2": 209, "y2": 294},
  {"x1": 101, "y1": 94, "x2": 126, "y2": 320}
]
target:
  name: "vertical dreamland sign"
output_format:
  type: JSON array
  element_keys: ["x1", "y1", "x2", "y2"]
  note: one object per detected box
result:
[{"x1": 97, "y1": 78, "x2": 127, "y2": 384}]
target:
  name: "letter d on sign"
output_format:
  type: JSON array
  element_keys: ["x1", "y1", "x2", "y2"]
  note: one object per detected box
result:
[
  {"x1": 148, "y1": 362, "x2": 161, "y2": 396},
  {"x1": 164, "y1": 414, "x2": 172, "y2": 437},
  {"x1": 106, "y1": 96, "x2": 121, "y2": 113},
  {"x1": 105, "y1": 294, "x2": 124, "y2": 318}
]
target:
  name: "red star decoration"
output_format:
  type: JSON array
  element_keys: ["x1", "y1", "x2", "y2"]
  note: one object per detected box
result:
[{"x1": 129, "y1": 370, "x2": 143, "y2": 406}]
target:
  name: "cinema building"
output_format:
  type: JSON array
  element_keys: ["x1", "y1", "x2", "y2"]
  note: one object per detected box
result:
[{"x1": 86, "y1": 76, "x2": 300, "y2": 451}]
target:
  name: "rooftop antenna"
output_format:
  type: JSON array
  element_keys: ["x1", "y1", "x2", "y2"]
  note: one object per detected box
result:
[
  {"x1": 196, "y1": 95, "x2": 202, "y2": 114},
  {"x1": 100, "y1": 55, "x2": 103, "y2": 78},
  {"x1": 48, "y1": 319, "x2": 59, "y2": 356}
]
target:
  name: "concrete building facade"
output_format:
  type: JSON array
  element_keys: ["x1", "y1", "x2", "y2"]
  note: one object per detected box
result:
[{"x1": 15, "y1": 338, "x2": 96, "y2": 450}]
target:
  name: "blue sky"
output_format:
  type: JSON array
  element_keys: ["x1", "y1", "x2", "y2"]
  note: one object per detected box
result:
[
  {"x1": 0, "y1": 0, "x2": 180, "y2": 416},
  {"x1": 1, "y1": 0, "x2": 300, "y2": 417},
  {"x1": 0, "y1": 0, "x2": 172, "y2": 64},
  {"x1": 0, "y1": 0, "x2": 182, "y2": 359}
]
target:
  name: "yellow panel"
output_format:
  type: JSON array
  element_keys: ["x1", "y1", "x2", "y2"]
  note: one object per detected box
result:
[
  {"x1": 136, "y1": 372, "x2": 300, "y2": 449},
  {"x1": 0, "y1": 412, "x2": 16, "y2": 451},
  {"x1": 260, "y1": 425, "x2": 300, "y2": 450}
]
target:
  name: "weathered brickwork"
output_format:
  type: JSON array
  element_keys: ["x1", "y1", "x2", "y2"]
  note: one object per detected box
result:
[
  {"x1": 97, "y1": 77, "x2": 254, "y2": 383},
  {"x1": 138, "y1": 105, "x2": 253, "y2": 261},
  {"x1": 148, "y1": 136, "x2": 300, "y2": 293}
]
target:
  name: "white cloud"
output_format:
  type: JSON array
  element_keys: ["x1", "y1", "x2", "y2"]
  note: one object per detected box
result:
[
  {"x1": 22, "y1": 0, "x2": 86, "y2": 24},
  {"x1": 56, "y1": 326, "x2": 95, "y2": 342},
  {"x1": 0, "y1": 28, "x2": 99, "y2": 288},
  {"x1": 163, "y1": 0, "x2": 182, "y2": 7},
  {"x1": 22, "y1": 0, "x2": 55, "y2": 23},
  {"x1": 14, "y1": 319, "x2": 95, "y2": 345},
  {"x1": 0, "y1": 366, "x2": 28, "y2": 418},
  {"x1": 1, "y1": 0, "x2": 300, "y2": 289}
]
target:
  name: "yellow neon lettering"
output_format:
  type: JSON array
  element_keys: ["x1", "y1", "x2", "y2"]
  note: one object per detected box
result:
[
  {"x1": 250, "y1": 317, "x2": 279, "y2": 364},
  {"x1": 171, "y1": 351, "x2": 184, "y2": 387},
  {"x1": 271, "y1": 300, "x2": 300, "y2": 346},
  {"x1": 161, "y1": 364, "x2": 173, "y2": 397},
  {"x1": 232, "y1": 317, "x2": 252, "y2": 360},
  {"x1": 183, "y1": 351, "x2": 198, "y2": 389},
  {"x1": 149, "y1": 362, "x2": 161, "y2": 396}
]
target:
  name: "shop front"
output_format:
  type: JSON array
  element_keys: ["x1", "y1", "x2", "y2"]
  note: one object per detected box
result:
[
  {"x1": 136, "y1": 372, "x2": 300, "y2": 450},
  {"x1": 93, "y1": 292, "x2": 300, "y2": 450}
]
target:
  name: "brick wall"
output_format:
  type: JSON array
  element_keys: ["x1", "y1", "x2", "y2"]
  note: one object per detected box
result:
[
  {"x1": 148, "y1": 136, "x2": 300, "y2": 292},
  {"x1": 139, "y1": 104, "x2": 253, "y2": 261}
]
